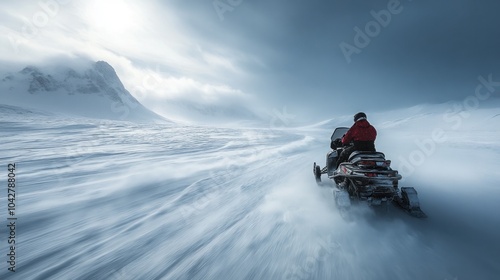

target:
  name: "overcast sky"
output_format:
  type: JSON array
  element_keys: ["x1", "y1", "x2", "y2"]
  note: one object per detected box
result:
[{"x1": 1, "y1": 0, "x2": 500, "y2": 123}]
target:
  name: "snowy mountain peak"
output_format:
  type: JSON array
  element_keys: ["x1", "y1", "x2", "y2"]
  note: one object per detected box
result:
[
  {"x1": 0, "y1": 60, "x2": 168, "y2": 123},
  {"x1": 94, "y1": 61, "x2": 116, "y2": 78},
  {"x1": 20, "y1": 66, "x2": 40, "y2": 75},
  {"x1": 93, "y1": 61, "x2": 127, "y2": 92}
]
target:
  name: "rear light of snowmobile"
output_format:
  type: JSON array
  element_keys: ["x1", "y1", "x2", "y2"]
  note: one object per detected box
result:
[{"x1": 365, "y1": 172, "x2": 378, "y2": 177}]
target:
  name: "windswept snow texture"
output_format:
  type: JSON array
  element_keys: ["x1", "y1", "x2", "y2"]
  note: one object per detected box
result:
[{"x1": 1, "y1": 104, "x2": 500, "y2": 280}]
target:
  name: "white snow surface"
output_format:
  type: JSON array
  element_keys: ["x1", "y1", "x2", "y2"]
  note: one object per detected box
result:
[{"x1": 1, "y1": 102, "x2": 500, "y2": 280}]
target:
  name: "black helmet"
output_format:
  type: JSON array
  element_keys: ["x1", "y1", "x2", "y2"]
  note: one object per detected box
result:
[{"x1": 354, "y1": 112, "x2": 367, "y2": 122}]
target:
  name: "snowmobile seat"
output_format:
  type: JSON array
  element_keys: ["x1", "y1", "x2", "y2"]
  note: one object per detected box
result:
[{"x1": 348, "y1": 151, "x2": 385, "y2": 161}]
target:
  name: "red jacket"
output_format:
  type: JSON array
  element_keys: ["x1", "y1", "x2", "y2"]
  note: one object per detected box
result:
[{"x1": 342, "y1": 119, "x2": 377, "y2": 145}]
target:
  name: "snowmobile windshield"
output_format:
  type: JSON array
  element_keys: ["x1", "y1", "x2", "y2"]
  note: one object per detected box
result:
[{"x1": 330, "y1": 127, "x2": 349, "y2": 142}]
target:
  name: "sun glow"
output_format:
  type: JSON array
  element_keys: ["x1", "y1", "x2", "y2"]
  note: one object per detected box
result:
[{"x1": 86, "y1": 0, "x2": 137, "y2": 34}]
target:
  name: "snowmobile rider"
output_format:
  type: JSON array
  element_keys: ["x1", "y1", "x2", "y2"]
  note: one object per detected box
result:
[{"x1": 336, "y1": 112, "x2": 377, "y2": 167}]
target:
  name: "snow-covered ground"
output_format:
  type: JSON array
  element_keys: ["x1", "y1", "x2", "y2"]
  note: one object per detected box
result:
[{"x1": 1, "y1": 102, "x2": 499, "y2": 280}]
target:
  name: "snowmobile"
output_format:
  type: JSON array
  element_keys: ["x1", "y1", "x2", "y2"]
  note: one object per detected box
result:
[{"x1": 313, "y1": 127, "x2": 427, "y2": 218}]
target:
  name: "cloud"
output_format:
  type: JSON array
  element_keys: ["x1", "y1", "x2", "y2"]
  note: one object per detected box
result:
[
  {"x1": 124, "y1": 68, "x2": 261, "y2": 124},
  {"x1": 1, "y1": 0, "x2": 500, "y2": 125}
]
